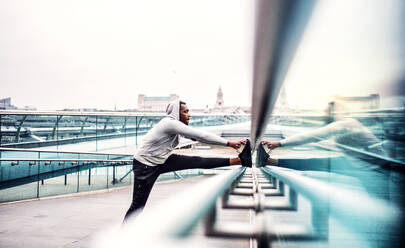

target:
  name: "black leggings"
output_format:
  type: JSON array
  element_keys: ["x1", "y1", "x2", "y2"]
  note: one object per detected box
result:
[{"x1": 123, "y1": 154, "x2": 229, "y2": 221}]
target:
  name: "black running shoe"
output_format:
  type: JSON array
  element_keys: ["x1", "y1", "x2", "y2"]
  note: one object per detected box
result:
[
  {"x1": 256, "y1": 143, "x2": 269, "y2": 167},
  {"x1": 238, "y1": 139, "x2": 252, "y2": 167}
]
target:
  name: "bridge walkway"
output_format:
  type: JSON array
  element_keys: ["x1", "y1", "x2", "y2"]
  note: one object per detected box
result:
[{"x1": 0, "y1": 175, "x2": 251, "y2": 248}]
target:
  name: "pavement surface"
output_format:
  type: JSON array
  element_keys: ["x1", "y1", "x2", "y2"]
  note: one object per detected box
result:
[{"x1": 0, "y1": 175, "x2": 251, "y2": 248}]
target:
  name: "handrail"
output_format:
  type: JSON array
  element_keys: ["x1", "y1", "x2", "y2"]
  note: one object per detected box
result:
[
  {"x1": 279, "y1": 128, "x2": 405, "y2": 168},
  {"x1": 261, "y1": 166, "x2": 399, "y2": 227},
  {"x1": 313, "y1": 141, "x2": 405, "y2": 167},
  {"x1": 0, "y1": 147, "x2": 132, "y2": 157},
  {"x1": 0, "y1": 110, "x2": 250, "y2": 117},
  {"x1": 100, "y1": 167, "x2": 245, "y2": 247},
  {"x1": 268, "y1": 107, "x2": 405, "y2": 117},
  {"x1": 332, "y1": 107, "x2": 405, "y2": 115},
  {"x1": 250, "y1": 0, "x2": 317, "y2": 148},
  {"x1": 0, "y1": 158, "x2": 132, "y2": 163},
  {"x1": 0, "y1": 139, "x2": 196, "y2": 156}
]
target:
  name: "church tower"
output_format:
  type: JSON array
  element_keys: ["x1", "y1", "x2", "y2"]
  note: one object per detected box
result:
[
  {"x1": 279, "y1": 85, "x2": 288, "y2": 108},
  {"x1": 215, "y1": 86, "x2": 224, "y2": 109},
  {"x1": 275, "y1": 85, "x2": 290, "y2": 113}
]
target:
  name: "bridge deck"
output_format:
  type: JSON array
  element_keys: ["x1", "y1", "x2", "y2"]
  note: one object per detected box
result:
[{"x1": 0, "y1": 175, "x2": 251, "y2": 248}]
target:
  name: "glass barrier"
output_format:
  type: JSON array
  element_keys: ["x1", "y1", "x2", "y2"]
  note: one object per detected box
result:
[
  {"x1": 0, "y1": 113, "x2": 249, "y2": 150},
  {"x1": 0, "y1": 113, "x2": 250, "y2": 203},
  {"x1": 0, "y1": 149, "x2": 133, "y2": 203}
]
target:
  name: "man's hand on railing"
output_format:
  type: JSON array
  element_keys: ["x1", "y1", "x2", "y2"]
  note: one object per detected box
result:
[
  {"x1": 227, "y1": 140, "x2": 247, "y2": 150},
  {"x1": 261, "y1": 140, "x2": 281, "y2": 150}
]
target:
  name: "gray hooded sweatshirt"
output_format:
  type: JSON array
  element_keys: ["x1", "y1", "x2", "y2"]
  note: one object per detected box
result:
[{"x1": 134, "y1": 100, "x2": 228, "y2": 166}]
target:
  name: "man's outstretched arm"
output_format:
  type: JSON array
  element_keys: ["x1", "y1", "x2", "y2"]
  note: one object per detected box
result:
[
  {"x1": 167, "y1": 121, "x2": 245, "y2": 149},
  {"x1": 262, "y1": 140, "x2": 281, "y2": 150}
]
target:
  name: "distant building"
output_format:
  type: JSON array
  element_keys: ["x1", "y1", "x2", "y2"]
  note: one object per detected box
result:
[
  {"x1": 138, "y1": 94, "x2": 179, "y2": 112},
  {"x1": 19, "y1": 106, "x2": 37, "y2": 111},
  {"x1": 204, "y1": 86, "x2": 249, "y2": 114},
  {"x1": 0, "y1": 97, "x2": 18, "y2": 110},
  {"x1": 331, "y1": 94, "x2": 380, "y2": 111},
  {"x1": 214, "y1": 86, "x2": 224, "y2": 110}
]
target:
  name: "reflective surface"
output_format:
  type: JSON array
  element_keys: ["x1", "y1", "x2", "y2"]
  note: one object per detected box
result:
[{"x1": 249, "y1": 0, "x2": 405, "y2": 246}]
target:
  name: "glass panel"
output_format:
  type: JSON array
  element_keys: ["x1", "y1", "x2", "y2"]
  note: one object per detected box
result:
[
  {"x1": 0, "y1": 114, "x2": 59, "y2": 147},
  {"x1": 0, "y1": 151, "x2": 39, "y2": 202},
  {"x1": 126, "y1": 116, "x2": 138, "y2": 147},
  {"x1": 108, "y1": 163, "x2": 132, "y2": 189},
  {"x1": 0, "y1": 181, "x2": 38, "y2": 203},
  {"x1": 96, "y1": 116, "x2": 126, "y2": 152},
  {"x1": 77, "y1": 153, "x2": 106, "y2": 192},
  {"x1": 47, "y1": 115, "x2": 98, "y2": 152},
  {"x1": 38, "y1": 152, "x2": 78, "y2": 197},
  {"x1": 78, "y1": 165, "x2": 108, "y2": 193}
]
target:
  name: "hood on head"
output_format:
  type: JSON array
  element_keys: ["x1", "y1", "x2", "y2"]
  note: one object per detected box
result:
[{"x1": 166, "y1": 100, "x2": 180, "y2": 121}]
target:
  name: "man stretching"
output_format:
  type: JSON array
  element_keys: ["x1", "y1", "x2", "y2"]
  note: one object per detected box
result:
[{"x1": 123, "y1": 100, "x2": 251, "y2": 221}]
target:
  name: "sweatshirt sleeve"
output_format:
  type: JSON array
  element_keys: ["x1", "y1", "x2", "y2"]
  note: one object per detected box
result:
[
  {"x1": 166, "y1": 120, "x2": 228, "y2": 146},
  {"x1": 280, "y1": 121, "x2": 347, "y2": 147}
]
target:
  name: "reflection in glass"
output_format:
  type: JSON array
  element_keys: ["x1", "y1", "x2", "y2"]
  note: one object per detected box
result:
[{"x1": 257, "y1": 0, "x2": 405, "y2": 246}]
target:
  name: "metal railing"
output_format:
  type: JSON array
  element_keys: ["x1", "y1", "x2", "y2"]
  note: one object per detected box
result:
[
  {"x1": 97, "y1": 167, "x2": 246, "y2": 248},
  {"x1": 0, "y1": 141, "x2": 207, "y2": 202},
  {"x1": 0, "y1": 147, "x2": 131, "y2": 157},
  {"x1": 250, "y1": 0, "x2": 317, "y2": 147},
  {"x1": 260, "y1": 166, "x2": 399, "y2": 234},
  {"x1": 0, "y1": 111, "x2": 250, "y2": 149},
  {"x1": 99, "y1": 164, "x2": 402, "y2": 248}
]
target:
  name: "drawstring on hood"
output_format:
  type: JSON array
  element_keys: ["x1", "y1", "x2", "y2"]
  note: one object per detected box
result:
[{"x1": 166, "y1": 100, "x2": 180, "y2": 121}]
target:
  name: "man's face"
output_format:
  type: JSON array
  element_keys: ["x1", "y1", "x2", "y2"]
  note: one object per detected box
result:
[{"x1": 180, "y1": 103, "x2": 190, "y2": 125}]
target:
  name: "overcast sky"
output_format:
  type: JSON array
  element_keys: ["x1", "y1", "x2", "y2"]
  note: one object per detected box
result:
[
  {"x1": 1, "y1": 0, "x2": 403, "y2": 110},
  {"x1": 1, "y1": 0, "x2": 254, "y2": 110}
]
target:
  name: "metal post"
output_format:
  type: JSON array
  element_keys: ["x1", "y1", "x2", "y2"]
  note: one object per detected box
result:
[
  {"x1": 103, "y1": 116, "x2": 111, "y2": 134},
  {"x1": 37, "y1": 152, "x2": 40, "y2": 198},
  {"x1": 204, "y1": 205, "x2": 217, "y2": 236},
  {"x1": 221, "y1": 188, "x2": 230, "y2": 207},
  {"x1": 107, "y1": 155, "x2": 110, "y2": 189},
  {"x1": 112, "y1": 164, "x2": 116, "y2": 185},
  {"x1": 64, "y1": 174, "x2": 67, "y2": 185},
  {"x1": 135, "y1": 116, "x2": 138, "y2": 146},
  {"x1": 288, "y1": 187, "x2": 298, "y2": 211},
  {"x1": 57, "y1": 115, "x2": 61, "y2": 151},
  {"x1": 123, "y1": 116, "x2": 127, "y2": 147},
  {"x1": 96, "y1": 116, "x2": 98, "y2": 152},
  {"x1": 15, "y1": 115, "x2": 27, "y2": 143},
  {"x1": 278, "y1": 180, "x2": 284, "y2": 195},
  {"x1": 311, "y1": 204, "x2": 329, "y2": 239},
  {"x1": 80, "y1": 116, "x2": 89, "y2": 137},
  {"x1": 0, "y1": 114, "x2": 2, "y2": 147},
  {"x1": 77, "y1": 165, "x2": 80, "y2": 192},
  {"x1": 135, "y1": 116, "x2": 143, "y2": 147},
  {"x1": 88, "y1": 168, "x2": 91, "y2": 185},
  {"x1": 77, "y1": 154, "x2": 80, "y2": 192}
]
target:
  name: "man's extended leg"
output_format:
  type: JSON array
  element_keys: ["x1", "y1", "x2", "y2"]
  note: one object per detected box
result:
[
  {"x1": 123, "y1": 160, "x2": 160, "y2": 221},
  {"x1": 159, "y1": 154, "x2": 230, "y2": 174}
]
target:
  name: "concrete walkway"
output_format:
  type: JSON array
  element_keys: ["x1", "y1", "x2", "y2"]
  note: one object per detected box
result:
[{"x1": 0, "y1": 175, "x2": 251, "y2": 248}]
